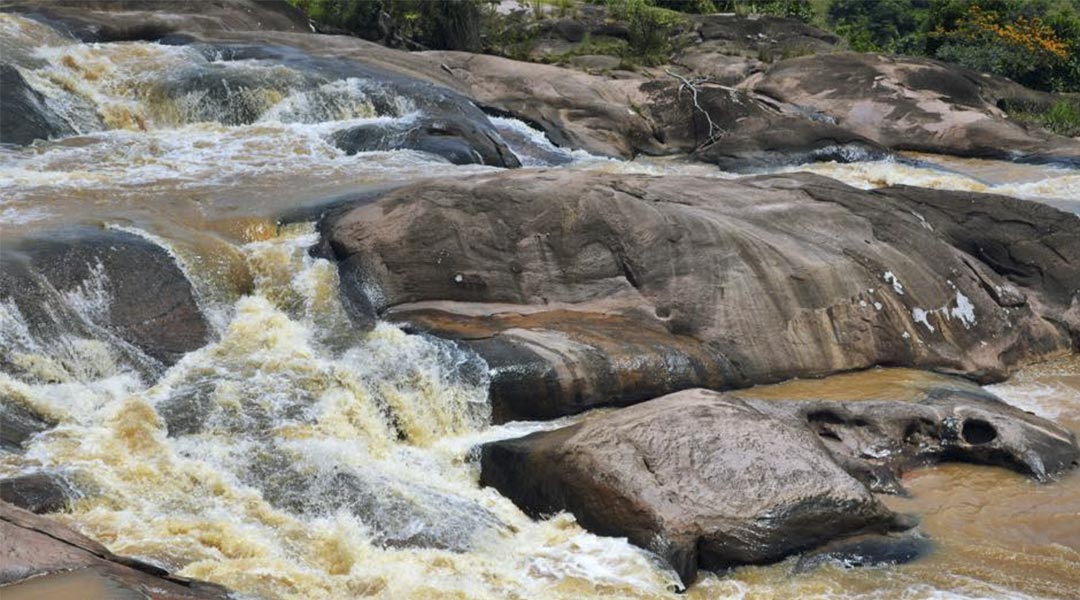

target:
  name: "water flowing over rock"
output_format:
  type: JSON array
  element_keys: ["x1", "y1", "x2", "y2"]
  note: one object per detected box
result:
[
  {"x1": 479, "y1": 385, "x2": 1079, "y2": 585},
  {"x1": 0, "y1": 501, "x2": 232, "y2": 598},
  {"x1": 325, "y1": 169, "x2": 1080, "y2": 420},
  {"x1": 0, "y1": 63, "x2": 75, "y2": 145},
  {"x1": 1, "y1": 227, "x2": 211, "y2": 381}
]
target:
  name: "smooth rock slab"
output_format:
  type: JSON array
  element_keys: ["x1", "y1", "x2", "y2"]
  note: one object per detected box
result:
[{"x1": 327, "y1": 169, "x2": 1079, "y2": 419}]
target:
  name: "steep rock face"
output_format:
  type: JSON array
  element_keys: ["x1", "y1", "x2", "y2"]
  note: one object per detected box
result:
[
  {"x1": 326, "y1": 170, "x2": 1078, "y2": 419},
  {"x1": 0, "y1": 501, "x2": 232, "y2": 598},
  {"x1": 748, "y1": 52, "x2": 1080, "y2": 165},
  {"x1": 479, "y1": 385, "x2": 1079, "y2": 585},
  {"x1": 0, "y1": 227, "x2": 211, "y2": 381}
]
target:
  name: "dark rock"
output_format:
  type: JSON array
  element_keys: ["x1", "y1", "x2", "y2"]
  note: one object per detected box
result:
[
  {"x1": 1, "y1": 227, "x2": 211, "y2": 381},
  {"x1": 0, "y1": 394, "x2": 54, "y2": 453},
  {"x1": 392, "y1": 308, "x2": 737, "y2": 422},
  {"x1": 0, "y1": 501, "x2": 232, "y2": 597},
  {"x1": 693, "y1": 14, "x2": 841, "y2": 61},
  {"x1": 0, "y1": 63, "x2": 75, "y2": 145},
  {"x1": 333, "y1": 116, "x2": 520, "y2": 167},
  {"x1": 794, "y1": 533, "x2": 933, "y2": 572},
  {"x1": 327, "y1": 170, "x2": 1078, "y2": 420},
  {"x1": 480, "y1": 389, "x2": 913, "y2": 586},
  {"x1": 0, "y1": 472, "x2": 79, "y2": 514}
]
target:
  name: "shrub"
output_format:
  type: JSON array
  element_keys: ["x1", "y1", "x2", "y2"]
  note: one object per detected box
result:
[
  {"x1": 1041, "y1": 97, "x2": 1080, "y2": 136},
  {"x1": 931, "y1": 4, "x2": 1071, "y2": 90},
  {"x1": 606, "y1": 0, "x2": 691, "y2": 66}
]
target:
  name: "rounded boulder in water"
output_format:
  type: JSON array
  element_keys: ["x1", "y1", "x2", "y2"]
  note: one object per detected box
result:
[
  {"x1": 0, "y1": 64, "x2": 75, "y2": 145},
  {"x1": 0, "y1": 227, "x2": 211, "y2": 380}
]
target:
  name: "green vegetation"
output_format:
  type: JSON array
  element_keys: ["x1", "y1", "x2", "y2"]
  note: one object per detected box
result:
[
  {"x1": 606, "y1": 0, "x2": 692, "y2": 65},
  {"x1": 826, "y1": 0, "x2": 1080, "y2": 93},
  {"x1": 287, "y1": 0, "x2": 1080, "y2": 131},
  {"x1": 287, "y1": 0, "x2": 483, "y2": 51},
  {"x1": 1005, "y1": 96, "x2": 1080, "y2": 137}
]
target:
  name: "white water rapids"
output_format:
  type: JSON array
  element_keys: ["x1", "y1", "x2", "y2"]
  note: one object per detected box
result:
[{"x1": 1, "y1": 12, "x2": 1078, "y2": 600}]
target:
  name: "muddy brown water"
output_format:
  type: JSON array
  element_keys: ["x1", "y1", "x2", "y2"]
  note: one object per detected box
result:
[{"x1": 2, "y1": 12, "x2": 1079, "y2": 600}]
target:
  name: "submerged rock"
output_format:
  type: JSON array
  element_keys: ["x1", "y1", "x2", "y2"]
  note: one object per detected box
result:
[
  {"x1": 0, "y1": 394, "x2": 55, "y2": 453},
  {"x1": 326, "y1": 170, "x2": 1079, "y2": 420},
  {"x1": 332, "y1": 115, "x2": 520, "y2": 167},
  {"x1": 0, "y1": 472, "x2": 80, "y2": 514},
  {"x1": 793, "y1": 533, "x2": 934, "y2": 573},
  {"x1": 0, "y1": 501, "x2": 232, "y2": 598},
  {"x1": 0, "y1": 63, "x2": 75, "y2": 145},
  {"x1": 1, "y1": 227, "x2": 211, "y2": 381},
  {"x1": 479, "y1": 385, "x2": 1078, "y2": 585}
]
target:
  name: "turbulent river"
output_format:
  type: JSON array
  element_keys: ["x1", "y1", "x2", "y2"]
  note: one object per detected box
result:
[{"x1": 1, "y1": 12, "x2": 1078, "y2": 600}]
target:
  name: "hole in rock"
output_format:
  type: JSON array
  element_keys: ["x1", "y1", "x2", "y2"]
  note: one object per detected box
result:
[{"x1": 961, "y1": 419, "x2": 997, "y2": 445}]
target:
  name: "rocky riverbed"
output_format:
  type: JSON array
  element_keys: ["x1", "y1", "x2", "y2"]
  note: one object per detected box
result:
[{"x1": 1, "y1": 2, "x2": 1078, "y2": 599}]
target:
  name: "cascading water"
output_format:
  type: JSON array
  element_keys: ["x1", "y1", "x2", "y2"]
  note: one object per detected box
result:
[{"x1": 1, "y1": 11, "x2": 1079, "y2": 600}]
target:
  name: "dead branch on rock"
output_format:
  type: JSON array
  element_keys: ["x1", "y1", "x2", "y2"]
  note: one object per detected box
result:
[{"x1": 664, "y1": 68, "x2": 724, "y2": 147}]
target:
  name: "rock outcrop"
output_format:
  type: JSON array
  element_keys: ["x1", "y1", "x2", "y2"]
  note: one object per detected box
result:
[
  {"x1": 325, "y1": 170, "x2": 1079, "y2": 420},
  {"x1": 479, "y1": 385, "x2": 1079, "y2": 585},
  {"x1": 0, "y1": 227, "x2": 211, "y2": 381},
  {"x1": 6, "y1": 1, "x2": 1077, "y2": 166},
  {"x1": 747, "y1": 52, "x2": 1080, "y2": 165},
  {"x1": 0, "y1": 501, "x2": 232, "y2": 598}
]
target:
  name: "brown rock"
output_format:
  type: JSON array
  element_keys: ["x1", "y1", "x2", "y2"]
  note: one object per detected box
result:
[
  {"x1": 479, "y1": 383, "x2": 1079, "y2": 585},
  {"x1": 479, "y1": 389, "x2": 913, "y2": 586},
  {"x1": 748, "y1": 52, "x2": 1080, "y2": 165},
  {"x1": 327, "y1": 170, "x2": 1079, "y2": 419},
  {"x1": 0, "y1": 501, "x2": 231, "y2": 598}
]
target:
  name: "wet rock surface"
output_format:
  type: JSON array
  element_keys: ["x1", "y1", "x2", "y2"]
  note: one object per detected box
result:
[
  {"x1": 0, "y1": 472, "x2": 80, "y2": 514},
  {"x1": 0, "y1": 63, "x2": 75, "y2": 145},
  {"x1": 479, "y1": 385, "x2": 1078, "y2": 584},
  {"x1": 0, "y1": 394, "x2": 55, "y2": 453},
  {"x1": 0, "y1": 501, "x2": 232, "y2": 598},
  {"x1": 327, "y1": 170, "x2": 1079, "y2": 420},
  {"x1": 0, "y1": 227, "x2": 211, "y2": 379}
]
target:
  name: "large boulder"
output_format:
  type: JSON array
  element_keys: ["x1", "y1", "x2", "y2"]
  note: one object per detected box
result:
[
  {"x1": 325, "y1": 170, "x2": 1079, "y2": 420},
  {"x1": 748, "y1": 52, "x2": 1080, "y2": 165},
  {"x1": 0, "y1": 501, "x2": 232, "y2": 598},
  {"x1": 480, "y1": 389, "x2": 913, "y2": 586},
  {"x1": 0, "y1": 63, "x2": 75, "y2": 145},
  {"x1": 479, "y1": 385, "x2": 1079, "y2": 585},
  {"x1": 1, "y1": 227, "x2": 211, "y2": 382}
]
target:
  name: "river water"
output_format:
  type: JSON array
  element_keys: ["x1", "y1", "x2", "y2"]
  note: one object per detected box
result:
[{"x1": 1, "y1": 13, "x2": 1078, "y2": 600}]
